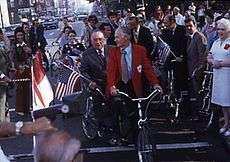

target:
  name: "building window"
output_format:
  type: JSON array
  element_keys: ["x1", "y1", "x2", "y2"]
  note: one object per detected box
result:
[{"x1": 10, "y1": 0, "x2": 14, "y2": 8}]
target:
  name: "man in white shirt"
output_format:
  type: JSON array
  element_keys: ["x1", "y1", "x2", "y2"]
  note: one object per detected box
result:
[{"x1": 173, "y1": 7, "x2": 185, "y2": 26}]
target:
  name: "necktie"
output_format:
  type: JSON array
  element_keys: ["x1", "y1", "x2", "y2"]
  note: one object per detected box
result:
[
  {"x1": 121, "y1": 50, "x2": 129, "y2": 84},
  {"x1": 133, "y1": 31, "x2": 138, "y2": 43},
  {"x1": 187, "y1": 35, "x2": 192, "y2": 47},
  {"x1": 98, "y1": 49, "x2": 105, "y2": 64}
]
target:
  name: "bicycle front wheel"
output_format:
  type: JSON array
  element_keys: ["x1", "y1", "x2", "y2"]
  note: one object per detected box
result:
[
  {"x1": 81, "y1": 96, "x2": 98, "y2": 139},
  {"x1": 137, "y1": 126, "x2": 155, "y2": 162}
]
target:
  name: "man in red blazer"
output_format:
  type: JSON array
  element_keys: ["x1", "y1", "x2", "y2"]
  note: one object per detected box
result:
[
  {"x1": 107, "y1": 26, "x2": 162, "y2": 97},
  {"x1": 106, "y1": 26, "x2": 162, "y2": 145}
]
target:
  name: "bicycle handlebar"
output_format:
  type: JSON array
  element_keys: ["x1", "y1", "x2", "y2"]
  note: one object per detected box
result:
[
  {"x1": 118, "y1": 89, "x2": 162, "y2": 102},
  {"x1": 95, "y1": 88, "x2": 106, "y2": 100}
]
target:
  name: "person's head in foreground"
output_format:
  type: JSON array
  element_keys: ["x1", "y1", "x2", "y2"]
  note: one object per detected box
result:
[{"x1": 35, "y1": 130, "x2": 81, "y2": 162}]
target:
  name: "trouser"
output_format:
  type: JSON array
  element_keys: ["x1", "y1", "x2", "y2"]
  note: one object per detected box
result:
[
  {"x1": 110, "y1": 96, "x2": 138, "y2": 142},
  {"x1": 188, "y1": 77, "x2": 202, "y2": 115},
  {"x1": 110, "y1": 80, "x2": 138, "y2": 142},
  {"x1": 15, "y1": 68, "x2": 32, "y2": 113},
  {"x1": 0, "y1": 87, "x2": 7, "y2": 122}
]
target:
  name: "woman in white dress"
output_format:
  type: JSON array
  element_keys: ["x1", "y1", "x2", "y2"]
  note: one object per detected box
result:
[{"x1": 207, "y1": 18, "x2": 230, "y2": 136}]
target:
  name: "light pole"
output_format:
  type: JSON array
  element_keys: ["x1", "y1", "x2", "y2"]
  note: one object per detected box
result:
[{"x1": 0, "y1": 4, "x2": 4, "y2": 28}]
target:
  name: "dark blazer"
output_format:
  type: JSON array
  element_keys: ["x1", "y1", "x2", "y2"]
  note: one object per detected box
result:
[
  {"x1": 186, "y1": 31, "x2": 208, "y2": 77},
  {"x1": 161, "y1": 25, "x2": 187, "y2": 58},
  {"x1": 80, "y1": 46, "x2": 110, "y2": 90},
  {"x1": 160, "y1": 25, "x2": 188, "y2": 91},
  {"x1": 131, "y1": 26, "x2": 154, "y2": 59},
  {"x1": 107, "y1": 44, "x2": 159, "y2": 97},
  {"x1": 29, "y1": 24, "x2": 47, "y2": 53}
]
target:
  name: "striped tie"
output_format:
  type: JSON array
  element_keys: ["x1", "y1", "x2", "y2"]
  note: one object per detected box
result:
[{"x1": 121, "y1": 49, "x2": 129, "y2": 84}]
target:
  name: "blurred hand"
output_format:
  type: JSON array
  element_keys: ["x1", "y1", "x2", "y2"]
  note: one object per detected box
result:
[
  {"x1": 207, "y1": 54, "x2": 213, "y2": 60},
  {"x1": 110, "y1": 86, "x2": 119, "y2": 96},
  {"x1": 212, "y1": 60, "x2": 222, "y2": 69},
  {"x1": 18, "y1": 65, "x2": 25, "y2": 74},
  {"x1": 89, "y1": 81, "x2": 97, "y2": 90},
  {"x1": 33, "y1": 117, "x2": 56, "y2": 133},
  {"x1": 207, "y1": 54, "x2": 214, "y2": 64},
  {"x1": 23, "y1": 117, "x2": 57, "y2": 135},
  {"x1": 153, "y1": 84, "x2": 163, "y2": 94},
  {"x1": 175, "y1": 57, "x2": 183, "y2": 62},
  {"x1": 23, "y1": 46, "x2": 32, "y2": 54},
  {"x1": 2, "y1": 76, "x2": 12, "y2": 83}
]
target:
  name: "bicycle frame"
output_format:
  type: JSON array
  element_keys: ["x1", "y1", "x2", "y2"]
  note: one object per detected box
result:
[
  {"x1": 118, "y1": 89, "x2": 161, "y2": 162},
  {"x1": 118, "y1": 89, "x2": 161, "y2": 128}
]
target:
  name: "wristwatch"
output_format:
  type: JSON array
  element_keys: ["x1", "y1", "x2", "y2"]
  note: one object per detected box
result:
[{"x1": 15, "y1": 121, "x2": 24, "y2": 135}]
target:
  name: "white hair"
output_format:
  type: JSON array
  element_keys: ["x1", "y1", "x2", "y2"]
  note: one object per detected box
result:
[
  {"x1": 173, "y1": 7, "x2": 180, "y2": 12},
  {"x1": 90, "y1": 30, "x2": 105, "y2": 41},
  {"x1": 217, "y1": 18, "x2": 230, "y2": 32}
]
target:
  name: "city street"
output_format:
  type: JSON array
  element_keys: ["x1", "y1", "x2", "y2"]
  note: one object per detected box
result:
[{"x1": 44, "y1": 20, "x2": 85, "y2": 45}]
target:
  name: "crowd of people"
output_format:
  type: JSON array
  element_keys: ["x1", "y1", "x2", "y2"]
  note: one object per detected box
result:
[{"x1": 0, "y1": 1, "x2": 230, "y2": 161}]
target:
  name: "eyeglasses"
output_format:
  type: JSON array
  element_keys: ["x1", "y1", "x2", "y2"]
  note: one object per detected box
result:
[{"x1": 216, "y1": 28, "x2": 225, "y2": 31}]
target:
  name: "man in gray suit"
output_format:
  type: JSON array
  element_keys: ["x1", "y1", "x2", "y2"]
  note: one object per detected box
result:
[
  {"x1": 185, "y1": 16, "x2": 208, "y2": 112},
  {"x1": 80, "y1": 30, "x2": 112, "y2": 139}
]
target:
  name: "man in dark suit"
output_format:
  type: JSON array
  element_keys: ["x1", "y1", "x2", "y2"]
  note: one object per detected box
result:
[
  {"x1": 29, "y1": 19, "x2": 47, "y2": 54},
  {"x1": 29, "y1": 19, "x2": 48, "y2": 70},
  {"x1": 107, "y1": 26, "x2": 161, "y2": 144},
  {"x1": 160, "y1": 14, "x2": 188, "y2": 97},
  {"x1": 185, "y1": 16, "x2": 208, "y2": 112},
  {"x1": 80, "y1": 30, "x2": 110, "y2": 93},
  {"x1": 80, "y1": 30, "x2": 112, "y2": 138},
  {"x1": 127, "y1": 16, "x2": 154, "y2": 60}
]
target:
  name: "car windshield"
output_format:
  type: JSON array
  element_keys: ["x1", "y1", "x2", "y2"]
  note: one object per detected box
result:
[{"x1": 4, "y1": 25, "x2": 19, "y2": 32}]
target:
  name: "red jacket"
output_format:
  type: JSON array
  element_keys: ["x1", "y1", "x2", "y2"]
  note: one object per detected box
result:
[{"x1": 107, "y1": 44, "x2": 159, "y2": 97}]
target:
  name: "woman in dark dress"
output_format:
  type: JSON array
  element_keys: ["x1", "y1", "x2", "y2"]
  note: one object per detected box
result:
[{"x1": 10, "y1": 27, "x2": 32, "y2": 115}]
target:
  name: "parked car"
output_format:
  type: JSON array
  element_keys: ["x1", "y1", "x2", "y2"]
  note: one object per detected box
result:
[
  {"x1": 76, "y1": 14, "x2": 88, "y2": 21},
  {"x1": 42, "y1": 17, "x2": 59, "y2": 30},
  {"x1": 4, "y1": 24, "x2": 21, "y2": 39},
  {"x1": 67, "y1": 16, "x2": 76, "y2": 22}
]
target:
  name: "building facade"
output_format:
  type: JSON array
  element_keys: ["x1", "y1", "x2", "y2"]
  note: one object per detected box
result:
[{"x1": 7, "y1": 0, "x2": 55, "y2": 24}]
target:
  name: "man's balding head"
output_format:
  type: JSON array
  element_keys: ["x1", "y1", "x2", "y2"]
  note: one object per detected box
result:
[
  {"x1": 115, "y1": 27, "x2": 131, "y2": 48},
  {"x1": 91, "y1": 30, "x2": 105, "y2": 49}
]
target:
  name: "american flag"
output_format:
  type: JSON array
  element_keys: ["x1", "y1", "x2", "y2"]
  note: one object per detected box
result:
[
  {"x1": 157, "y1": 39, "x2": 171, "y2": 65},
  {"x1": 54, "y1": 66, "x2": 80, "y2": 101}
]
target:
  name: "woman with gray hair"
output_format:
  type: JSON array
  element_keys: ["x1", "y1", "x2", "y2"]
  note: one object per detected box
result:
[{"x1": 207, "y1": 18, "x2": 230, "y2": 136}]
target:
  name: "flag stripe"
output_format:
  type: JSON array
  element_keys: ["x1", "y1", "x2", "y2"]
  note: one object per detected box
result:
[
  {"x1": 33, "y1": 50, "x2": 54, "y2": 109},
  {"x1": 54, "y1": 66, "x2": 80, "y2": 101},
  {"x1": 158, "y1": 40, "x2": 171, "y2": 65}
]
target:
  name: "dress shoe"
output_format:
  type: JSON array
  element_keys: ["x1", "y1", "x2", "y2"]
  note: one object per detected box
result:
[{"x1": 108, "y1": 138, "x2": 119, "y2": 146}]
